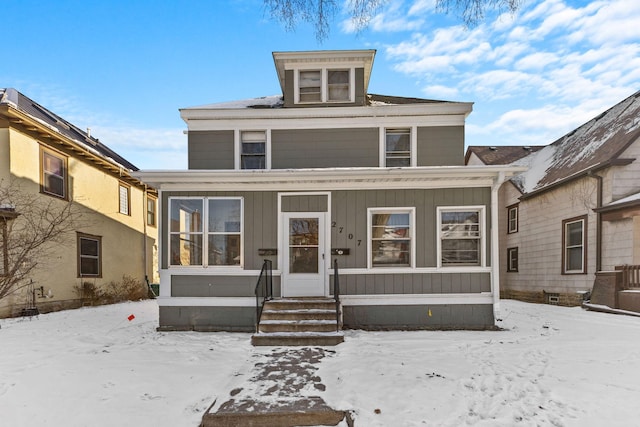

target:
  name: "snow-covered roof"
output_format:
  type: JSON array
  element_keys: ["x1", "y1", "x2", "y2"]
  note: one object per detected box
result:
[{"x1": 509, "y1": 90, "x2": 640, "y2": 196}]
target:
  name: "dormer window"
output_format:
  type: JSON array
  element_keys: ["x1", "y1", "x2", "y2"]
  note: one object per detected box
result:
[
  {"x1": 295, "y1": 68, "x2": 353, "y2": 104},
  {"x1": 299, "y1": 71, "x2": 321, "y2": 103}
]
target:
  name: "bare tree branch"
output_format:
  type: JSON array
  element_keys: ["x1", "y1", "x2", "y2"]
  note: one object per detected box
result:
[
  {"x1": 0, "y1": 179, "x2": 81, "y2": 301},
  {"x1": 264, "y1": 0, "x2": 521, "y2": 41}
]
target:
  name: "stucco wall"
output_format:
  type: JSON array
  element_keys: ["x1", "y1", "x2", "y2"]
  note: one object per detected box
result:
[{"x1": 0, "y1": 126, "x2": 157, "y2": 318}]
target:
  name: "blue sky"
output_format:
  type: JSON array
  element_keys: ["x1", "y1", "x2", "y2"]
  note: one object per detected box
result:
[{"x1": 3, "y1": 0, "x2": 639, "y2": 169}]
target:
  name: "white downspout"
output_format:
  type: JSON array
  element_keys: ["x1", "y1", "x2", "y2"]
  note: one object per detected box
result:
[{"x1": 491, "y1": 172, "x2": 506, "y2": 322}]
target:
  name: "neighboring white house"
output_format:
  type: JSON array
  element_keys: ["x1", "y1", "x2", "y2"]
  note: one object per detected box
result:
[{"x1": 467, "y1": 90, "x2": 640, "y2": 308}]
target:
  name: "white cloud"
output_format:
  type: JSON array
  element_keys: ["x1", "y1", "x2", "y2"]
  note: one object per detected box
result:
[
  {"x1": 382, "y1": 0, "x2": 640, "y2": 148},
  {"x1": 421, "y1": 84, "x2": 459, "y2": 99}
]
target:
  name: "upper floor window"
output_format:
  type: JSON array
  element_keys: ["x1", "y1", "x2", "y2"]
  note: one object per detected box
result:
[
  {"x1": 369, "y1": 208, "x2": 414, "y2": 268},
  {"x1": 299, "y1": 70, "x2": 321, "y2": 103},
  {"x1": 78, "y1": 233, "x2": 101, "y2": 277},
  {"x1": 563, "y1": 216, "x2": 586, "y2": 274},
  {"x1": 296, "y1": 68, "x2": 353, "y2": 104},
  {"x1": 507, "y1": 204, "x2": 518, "y2": 233},
  {"x1": 385, "y1": 129, "x2": 411, "y2": 167},
  {"x1": 169, "y1": 197, "x2": 243, "y2": 267},
  {"x1": 438, "y1": 207, "x2": 485, "y2": 267},
  {"x1": 119, "y1": 184, "x2": 130, "y2": 215},
  {"x1": 41, "y1": 148, "x2": 67, "y2": 199},
  {"x1": 147, "y1": 196, "x2": 157, "y2": 227},
  {"x1": 241, "y1": 131, "x2": 266, "y2": 169}
]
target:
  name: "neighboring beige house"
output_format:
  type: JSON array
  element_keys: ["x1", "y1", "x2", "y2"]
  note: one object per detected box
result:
[
  {"x1": 0, "y1": 88, "x2": 158, "y2": 317},
  {"x1": 467, "y1": 90, "x2": 640, "y2": 308}
]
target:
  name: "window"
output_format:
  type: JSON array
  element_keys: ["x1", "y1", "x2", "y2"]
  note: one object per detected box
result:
[
  {"x1": 241, "y1": 131, "x2": 266, "y2": 169},
  {"x1": 563, "y1": 216, "x2": 586, "y2": 274},
  {"x1": 78, "y1": 233, "x2": 101, "y2": 277},
  {"x1": 507, "y1": 247, "x2": 518, "y2": 272},
  {"x1": 147, "y1": 197, "x2": 156, "y2": 227},
  {"x1": 169, "y1": 197, "x2": 242, "y2": 267},
  {"x1": 119, "y1": 184, "x2": 130, "y2": 215},
  {"x1": 438, "y1": 207, "x2": 484, "y2": 267},
  {"x1": 297, "y1": 68, "x2": 352, "y2": 103},
  {"x1": 507, "y1": 204, "x2": 518, "y2": 233},
  {"x1": 299, "y1": 70, "x2": 321, "y2": 103},
  {"x1": 369, "y1": 208, "x2": 414, "y2": 268},
  {"x1": 327, "y1": 70, "x2": 349, "y2": 101},
  {"x1": 41, "y1": 149, "x2": 67, "y2": 198},
  {"x1": 385, "y1": 129, "x2": 411, "y2": 167},
  {"x1": 207, "y1": 198, "x2": 241, "y2": 266}
]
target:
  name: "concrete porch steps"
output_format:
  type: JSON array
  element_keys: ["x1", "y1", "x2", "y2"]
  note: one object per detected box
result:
[{"x1": 251, "y1": 298, "x2": 343, "y2": 346}]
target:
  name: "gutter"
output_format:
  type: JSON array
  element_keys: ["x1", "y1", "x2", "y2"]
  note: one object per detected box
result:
[{"x1": 491, "y1": 172, "x2": 507, "y2": 322}]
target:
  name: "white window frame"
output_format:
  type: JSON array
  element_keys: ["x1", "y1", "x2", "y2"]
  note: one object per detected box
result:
[
  {"x1": 294, "y1": 67, "x2": 355, "y2": 104},
  {"x1": 168, "y1": 197, "x2": 244, "y2": 269},
  {"x1": 379, "y1": 127, "x2": 417, "y2": 167},
  {"x1": 563, "y1": 216, "x2": 586, "y2": 274},
  {"x1": 118, "y1": 183, "x2": 130, "y2": 216},
  {"x1": 234, "y1": 130, "x2": 271, "y2": 170},
  {"x1": 367, "y1": 207, "x2": 416, "y2": 269},
  {"x1": 41, "y1": 148, "x2": 67, "y2": 199},
  {"x1": 507, "y1": 204, "x2": 518, "y2": 233},
  {"x1": 78, "y1": 233, "x2": 101, "y2": 278},
  {"x1": 437, "y1": 206, "x2": 486, "y2": 268}
]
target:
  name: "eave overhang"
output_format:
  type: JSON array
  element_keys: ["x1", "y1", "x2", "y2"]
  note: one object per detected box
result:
[
  {"x1": 0, "y1": 104, "x2": 149, "y2": 190},
  {"x1": 133, "y1": 165, "x2": 527, "y2": 192}
]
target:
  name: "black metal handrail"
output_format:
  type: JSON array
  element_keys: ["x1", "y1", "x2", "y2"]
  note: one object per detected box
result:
[
  {"x1": 254, "y1": 259, "x2": 273, "y2": 333},
  {"x1": 333, "y1": 258, "x2": 341, "y2": 331}
]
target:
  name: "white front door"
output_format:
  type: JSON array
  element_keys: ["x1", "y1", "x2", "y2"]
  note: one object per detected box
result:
[{"x1": 282, "y1": 213, "x2": 326, "y2": 297}]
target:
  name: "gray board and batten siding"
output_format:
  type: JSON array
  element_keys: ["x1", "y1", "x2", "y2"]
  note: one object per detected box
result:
[
  {"x1": 271, "y1": 128, "x2": 379, "y2": 168},
  {"x1": 162, "y1": 188, "x2": 491, "y2": 298},
  {"x1": 188, "y1": 130, "x2": 234, "y2": 170},
  {"x1": 185, "y1": 126, "x2": 465, "y2": 170}
]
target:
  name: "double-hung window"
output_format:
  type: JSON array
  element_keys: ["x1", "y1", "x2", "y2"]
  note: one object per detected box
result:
[
  {"x1": 507, "y1": 247, "x2": 518, "y2": 272},
  {"x1": 297, "y1": 68, "x2": 352, "y2": 103},
  {"x1": 438, "y1": 207, "x2": 484, "y2": 267},
  {"x1": 78, "y1": 233, "x2": 101, "y2": 277},
  {"x1": 147, "y1": 197, "x2": 157, "y2": 227},
  {"x1": 507, "y1": 204, "x2": 518, "y2": 233},
  {"x1": 369, "y1": 208, "x2": 414, "y2": 268},
  {"x1": 563, "y1": 216, "x2": 586, "y2": 274},
  {"x1": 41, "y1": 149, "x2": 67, "y2": 199},
  {"x1": 169, "y1": 197, "x2": 242, "y2": 267},
  {"x1": 385, "y1": 129, "x2": 411, "y2": 167},
  {"x1": 241, "y1": 131, "x2": 266, "y2": 169}
]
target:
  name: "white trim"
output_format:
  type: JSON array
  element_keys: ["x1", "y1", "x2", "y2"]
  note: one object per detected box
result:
[
  {"x1": 156, "y1": 294, "x2": 494, "y2": 307},
  {"x1": 157, "y1": 297, "x2": 255, "y2": 307},
  {"x1": 233, "y1": 129, "x2": 240, "y2": 170},
  {"x1": 339, "y1": 293, "x2": 494, "y2": 306},
  {"x1": 491, "y1": 172, "x2": 506, "y2": 318},
  {"x1": 411, "y1": 127, "x2": 417, "y2": 168},
  {"x1": 329, "y1": 266, "x2": 491, "y2": 275},
  {"x1": 436, "y1": 205, "x2": 486, "y2": 268},
  {"x1": 237, "y1": 129, "x2": 269, "y2": 170}
]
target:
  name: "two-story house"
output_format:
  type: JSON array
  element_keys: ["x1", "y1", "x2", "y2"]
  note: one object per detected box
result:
[
  {"x1": 467, "y1": 90, "x2": 640, "y2": 311},
  {"x1": 135, "y1": 49, "x2": 524, "y2": 335},
  {"x1": 0, "y1": 88, "x2": 158, "y2": 318}
]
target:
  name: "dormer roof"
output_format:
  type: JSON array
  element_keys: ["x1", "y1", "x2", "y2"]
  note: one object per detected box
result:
[{"x1": 272, "y1": 49, "x2": 376, "y2": 94}]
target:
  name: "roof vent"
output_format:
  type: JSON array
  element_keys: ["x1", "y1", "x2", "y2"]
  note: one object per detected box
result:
[{"x1": 489, "y1": 146, "x2": 497, "y2": 151}]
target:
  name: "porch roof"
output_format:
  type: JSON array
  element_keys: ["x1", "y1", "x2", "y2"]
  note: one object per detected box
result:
[{"x1": 133, "y1": 165, "x2": 526, "y2": 192}]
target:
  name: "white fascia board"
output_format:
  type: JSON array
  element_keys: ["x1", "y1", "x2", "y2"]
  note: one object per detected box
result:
[
  {"x1": 340, "y1": 293, "x2": 494, "y2": 306},
  {"x1": 133, "y1": 165, "x2": 528, "y2": 191},
  {"x1": 180, "y1": 102, "x2": 473, "y2": 124}
]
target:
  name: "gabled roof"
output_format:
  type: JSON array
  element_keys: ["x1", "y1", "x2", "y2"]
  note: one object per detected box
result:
[
  {"x1": 465, "y1": 146, "x2": 544, "y2": 165},
  {"x1": 0, "y1": 88, "x2": 138, "y2": 171},
  {"x1": 510, "y1": 90, "x2": 640, "y2": 196}
]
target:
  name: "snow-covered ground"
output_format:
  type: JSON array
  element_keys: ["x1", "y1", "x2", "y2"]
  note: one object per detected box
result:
[{"x1": 1, "y1": 299, "x2": 639, "y2": 426}]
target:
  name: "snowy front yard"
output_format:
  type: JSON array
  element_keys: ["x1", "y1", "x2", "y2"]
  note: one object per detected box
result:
[{"x1": 1, "y1": 299, "x2": 639, "y2": 426}]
